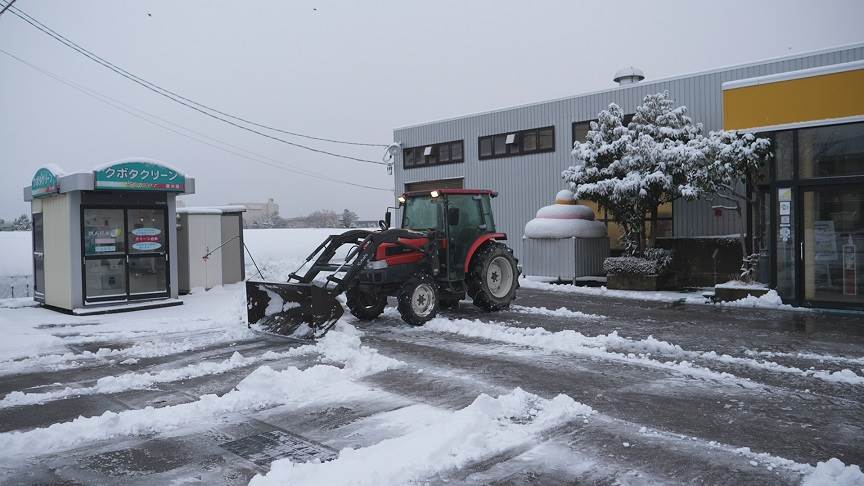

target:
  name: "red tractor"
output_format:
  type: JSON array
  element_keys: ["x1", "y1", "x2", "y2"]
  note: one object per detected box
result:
[{"x1": 246, "y1": 189, "x2": 520, "y2": 339}]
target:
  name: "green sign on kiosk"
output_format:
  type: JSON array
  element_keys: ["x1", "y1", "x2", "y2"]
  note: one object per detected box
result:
[
  {"x1": 31, "y1": 167, "x2": 61, "y2": 198},
  {"x1": 95, "y1": 161, "x2": 186, "y2": 192}
]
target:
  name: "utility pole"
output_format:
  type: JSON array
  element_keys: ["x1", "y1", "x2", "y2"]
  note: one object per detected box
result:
[{"x1": 0, "y1": 0, "x2": 17, "y2": 18}]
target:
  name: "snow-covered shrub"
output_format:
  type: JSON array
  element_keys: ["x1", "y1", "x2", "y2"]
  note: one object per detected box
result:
[
  {"x1": 643, "y1": 248, "x2": 673, "y2": 274},
  {"x1": 563, "y1": 91, "x2": 770, "y2": 262},
  {"x1": 603, "y1": 257, "x2": 658, "y2": 276},
  {"x1": 603, "y1": 249, "x2": 674, "y2": 276}
]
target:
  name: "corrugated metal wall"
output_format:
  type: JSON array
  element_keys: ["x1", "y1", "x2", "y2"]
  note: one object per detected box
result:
[{"x1": 393, "y1": 44, "x2": 864, "y2": 259}]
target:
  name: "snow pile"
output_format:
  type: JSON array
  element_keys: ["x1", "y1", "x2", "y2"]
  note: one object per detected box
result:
[
  {"x1": 0, "y1": 344, "x2": 322, "y2": 408},
  {"x1": 0, "y1": 323, "x2": 402, "y2": 458},
  {"x1": 803, "y1": 458, "x2": 864, "y2": 486},
  {"x1": 521, "y1": 277, "x2": 804, "y2": 312},
  {"x1": 716, "y1": 280, "x2": 768, "y2": 289},
  {"x1": 719, "y1": 289, "x2": 789, "y2": 309},
  {"x1": 0, "y1": 312, "x2": 67, "y2": 361},
  {"x1": 524, "y1": 189, "x2": 606, "y2": 239},
  {"x1": 511, "y1": 304, "x2": 604, "y2": 320},
  {"x1": 422, "y1": 317, "x2": 745, "y2": 384},
  {"x1": 249, "y1": 388, "x2": 594, "y2": 486}
]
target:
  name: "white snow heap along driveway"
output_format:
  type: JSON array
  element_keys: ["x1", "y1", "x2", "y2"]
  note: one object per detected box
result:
[
  {"x1": 422, "y1": 315, "x2": 864, "y2": 386},
  {"x1": 248, "y1": 388, "x2": 595, "y2": 486},
  {"x1": 0, "y1": 323, "x2": 402, "y2": 459}
]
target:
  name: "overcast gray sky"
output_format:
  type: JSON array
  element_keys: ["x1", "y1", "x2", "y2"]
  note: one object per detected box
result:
[{"x1": 2, "y1": 0, "x2": 863, "y2": 220}]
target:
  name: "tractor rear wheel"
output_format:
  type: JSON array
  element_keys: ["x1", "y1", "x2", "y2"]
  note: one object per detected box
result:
[
  {"x1": 397, "y1": 273, "x2": 439, "y2": 325},
  {"x1": 467, "y1": 243, "x2": 519, "y2": 312},
  {"x1": 346, "y1": 289, "x2": 387, "y2": 321}
]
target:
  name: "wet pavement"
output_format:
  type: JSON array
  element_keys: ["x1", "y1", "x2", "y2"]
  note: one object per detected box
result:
[{"x1": 0, "y1": 287, "x2": 862, "y2": 485}]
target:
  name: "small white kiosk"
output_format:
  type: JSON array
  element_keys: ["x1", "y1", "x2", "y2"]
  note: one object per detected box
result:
[{"x1": 23, "y1": 158, "x2": 195, "y2": 314}]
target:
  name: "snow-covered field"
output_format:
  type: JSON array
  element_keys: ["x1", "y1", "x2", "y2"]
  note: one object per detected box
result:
[{"x1": 0, "y1": 228, "x2": 863, "y2": 485}]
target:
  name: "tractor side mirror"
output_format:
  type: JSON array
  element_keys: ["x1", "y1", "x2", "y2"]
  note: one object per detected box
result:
[
  {"x1": 379, "y1": 210, "x2": 392, "y2": 230},
  {"x1": 447, "y1": 207, "x2": 460, "y2": 226}
]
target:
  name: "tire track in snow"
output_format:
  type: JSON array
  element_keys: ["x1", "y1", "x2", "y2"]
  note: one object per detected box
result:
[
  {"x1": 425, "y1": 314, "x2": 864, "y2": 387},
  {"x1": 0, "y1": 326, "x2": 255, "y2": 375},
  {"x1": 0, "y1": 346, "x2": 320, "y2": 408}
]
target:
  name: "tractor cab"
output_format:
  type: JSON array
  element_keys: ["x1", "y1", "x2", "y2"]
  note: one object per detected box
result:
[{"x1": 398, "y1": 189, "x2": 498, "y2": 280}]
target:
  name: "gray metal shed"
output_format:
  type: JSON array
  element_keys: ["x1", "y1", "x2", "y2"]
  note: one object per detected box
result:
[{"x1": 176, "y1": 206, "x2": 246, "y2": 293}]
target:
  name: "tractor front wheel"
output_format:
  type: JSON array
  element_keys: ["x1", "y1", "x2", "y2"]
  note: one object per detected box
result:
[
  {"x1": 346, "y1": 289, "x2": 387, "y2": 321},
  {"x1": 467, "y1": 243, "x2": 519, "y2": 312},
  {"x1": 397, "y1": 273, "x2": 439, "y2": 325}
]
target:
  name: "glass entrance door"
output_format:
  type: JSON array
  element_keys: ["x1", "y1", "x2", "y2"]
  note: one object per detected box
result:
[
  {"x1": 83, "y1": 207, "x2": 169, "y2": 304},
  {"x1": 83, "y1": 208, "x2": 128, "y2": 302},
  {"x1": 127, "y1": 208, "x2": 168, "y2": 299},
  {"x1": 802, "y1": 186, "x2": 864, "y2": 306}
]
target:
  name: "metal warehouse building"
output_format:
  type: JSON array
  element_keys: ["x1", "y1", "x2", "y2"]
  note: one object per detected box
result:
[{"x1": 392, "y1": 43, "x2": 864, "y2": 309}]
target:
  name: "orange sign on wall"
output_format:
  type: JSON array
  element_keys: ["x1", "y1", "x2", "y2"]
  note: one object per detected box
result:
[{"x1": 723, "y1": 66, "x2": 864, "y2": 131}]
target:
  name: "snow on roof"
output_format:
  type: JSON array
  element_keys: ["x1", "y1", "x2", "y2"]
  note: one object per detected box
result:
[
  {"x1": 721, "y1": 59, "x2": 864, "y2": 90},
  {"x1": 177, "y1": 206, "x2": 245, "y2": 215},
  {"x1": 36, "y1": 163, "x2": 66, "y2": 176}
]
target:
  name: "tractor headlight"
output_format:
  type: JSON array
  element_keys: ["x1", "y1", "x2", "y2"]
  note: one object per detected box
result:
[
  {"x1": 430, "y1": 190, "x2": 439, "y2": 198},
  {"x1": 368, "y1": 260, "x2": 389, "y2": 270}
]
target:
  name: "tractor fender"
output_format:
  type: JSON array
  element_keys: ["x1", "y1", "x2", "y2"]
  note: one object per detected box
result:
[{"x1": 463, "y1": 233, "x2": 507, "y2": 272}]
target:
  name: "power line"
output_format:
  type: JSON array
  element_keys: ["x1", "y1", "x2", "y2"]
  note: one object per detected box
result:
[
  {"x1": 9, "y1": 6, "x2": 390, "y2": 164},
  {"x1": 0, "y1": 0, "x2": 17, "y2": 18},
  {"x1": 8, "y1": 6, "x2": 386, "y2": 148},
  {"x1": 0, "y1": 47, "x2": 393, "y2": 192}
]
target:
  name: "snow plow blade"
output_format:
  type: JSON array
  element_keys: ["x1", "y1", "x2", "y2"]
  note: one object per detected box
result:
[{"x1": 246, "y1": 280, "x2": 343, "y2": 340}]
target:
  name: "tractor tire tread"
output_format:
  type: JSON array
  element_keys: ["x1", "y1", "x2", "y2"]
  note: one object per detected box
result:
[{"x1": 467, "y1": 242, "x2": 520, "y2": 312}]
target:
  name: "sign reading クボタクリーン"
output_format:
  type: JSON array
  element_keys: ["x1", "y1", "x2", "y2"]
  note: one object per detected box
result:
[
  {"x1": 31, "y1": 167, "x2": 61, "y2": 198},
  {"x1": 95, "y1": 161, "x2": 185, "y2": 192}
]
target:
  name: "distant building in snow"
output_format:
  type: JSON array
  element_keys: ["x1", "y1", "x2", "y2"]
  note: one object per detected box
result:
[{"x1": 231, "y1": 198, "x2": 279, "y2": 227}]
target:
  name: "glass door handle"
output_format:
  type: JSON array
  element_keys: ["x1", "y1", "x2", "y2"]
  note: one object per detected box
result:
[{"x1": 800, "y1": 242, "x2": 804, "y2": 260}]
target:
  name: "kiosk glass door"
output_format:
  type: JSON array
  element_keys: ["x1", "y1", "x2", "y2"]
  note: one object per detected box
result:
[
  {"x1": 83, "y1": 207, "x2": 169, "y2": 303},
  {"x1": 127, "y1": 208, "x2": 168, "y2": 297},
  {"x1": 83, "y1": 209, "x2": 127, "y2": 302}
]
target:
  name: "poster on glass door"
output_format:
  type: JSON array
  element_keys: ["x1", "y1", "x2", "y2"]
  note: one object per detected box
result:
[{"x1": 131, "y1": 227, "x2": 162, "y2": 251}]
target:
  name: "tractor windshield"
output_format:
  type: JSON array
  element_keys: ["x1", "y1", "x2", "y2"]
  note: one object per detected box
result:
[{"x1": 402, "y1": 196, "x2": 442, "y2": 230}]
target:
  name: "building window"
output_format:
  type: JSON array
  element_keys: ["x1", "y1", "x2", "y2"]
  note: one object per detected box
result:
[
  {"x1": 404, "y1": 177, "x2": 464, "y2": 193},
  {"x1": 798, "y1": 122, "x2": 864, "y2": 179},
  {"x1": 478, "y1": 126, "x2": 555, "y2": 160},
  {"x1": 579, "y1": 200, "x2": 673, "y2": 251},
  {"x1": 403, "y1": 140, "x2": 464, "y2": 169},
  {"x1": 572, "y1": 114, "x2": 634, "y2": 146}
]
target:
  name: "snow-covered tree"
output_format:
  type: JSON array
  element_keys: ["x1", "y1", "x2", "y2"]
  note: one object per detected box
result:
[
  {"x1": 564, "y1": 92, "x2": 704, "y2": 254},
  {"x1": 340, "y1": 209, "x2": 358, "y2": 228},
  {"x1": 686, "y1": 130, "x2": 771, "y2": 280},
  {"x1": 564, "y1": 91, "x2": 770, "y2": 263},
  {"x1": 12, "y1": 214, "x2": 31, "y2": 231}
]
